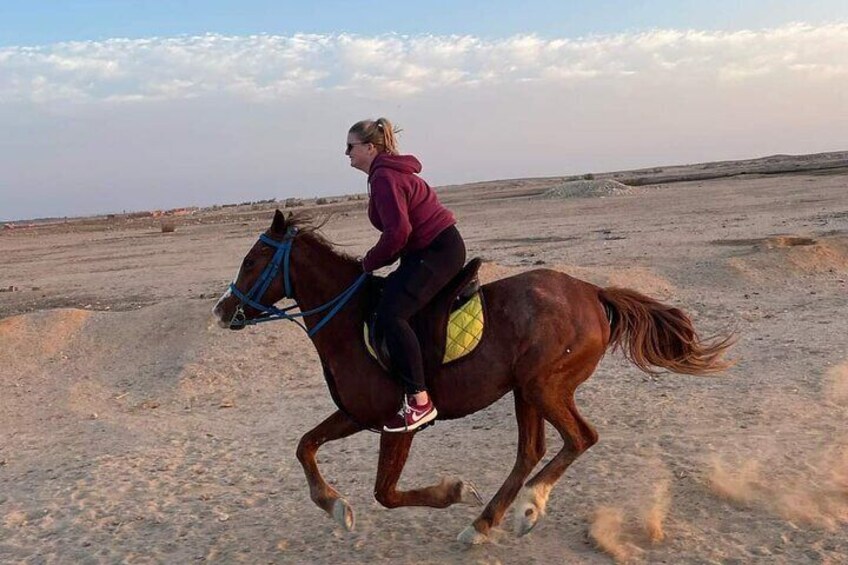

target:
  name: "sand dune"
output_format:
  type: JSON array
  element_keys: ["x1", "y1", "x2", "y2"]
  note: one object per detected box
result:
[{"x1": 726, "y1": 235, "x2": 848, "y2": 282}]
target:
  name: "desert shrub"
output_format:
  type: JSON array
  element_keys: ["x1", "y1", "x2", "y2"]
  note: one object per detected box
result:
[
  {"x1": 160, "y1": 219, "x2": 176, "y2": 233},
  {"x1": 583, "y1": 173, "x2": 595, "y2": 180}
]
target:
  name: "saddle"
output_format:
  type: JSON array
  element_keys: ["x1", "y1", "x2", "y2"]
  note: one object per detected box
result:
[{"x1": 364, "y1": 258, "x2": 485, "y2": 378}]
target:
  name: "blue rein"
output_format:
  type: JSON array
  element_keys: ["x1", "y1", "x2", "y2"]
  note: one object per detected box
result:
[{"x1": 228, "y1": 228, "x2": 367, "y2": 337}]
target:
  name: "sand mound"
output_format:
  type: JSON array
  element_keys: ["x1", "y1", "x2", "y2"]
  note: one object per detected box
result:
[
  {"x1": 607, "y1": 267, "x2": 677, "y2": 298},
  {"x1": 0, "y1": 309, "x2": 92, "y2": 371},
  {"x1": 544, "y1": 263, "x2": 676, "y2": 297},
  {"x1": 477, "y1": 261, "x2": 532, "y2": 284},
  {"x1": 541, "y1": 179, "x2": 633, "y2": 199},
  {"x1": 762, "y1": 235, "x2": 818, "y2": 249},
  {"x1": 783, "y1": 238, "x2": 848, "y2": 273},
  {"x1": 0, "y1": 300, "x2": 318, "y2": 430},
  {"x1": 480, "y1": 261, "x2": 677, "y2": 299},
  {"x1": 727, "y1": 235, "x2": 848, "y2": 281}
]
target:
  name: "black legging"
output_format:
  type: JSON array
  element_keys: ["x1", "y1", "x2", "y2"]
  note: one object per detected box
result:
[{"x1": 375, "y1": 225, "x2": 466, "y2": 394}]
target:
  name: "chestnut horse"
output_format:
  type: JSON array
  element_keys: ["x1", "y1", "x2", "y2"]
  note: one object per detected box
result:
[{"x1": 213, "y1": 210, "x2": 733, "y2": 544}]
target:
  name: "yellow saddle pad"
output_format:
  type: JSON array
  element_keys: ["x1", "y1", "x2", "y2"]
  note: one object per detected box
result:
[{"x1": 364, "y1": 292, "x2": 485, "y2": 365}]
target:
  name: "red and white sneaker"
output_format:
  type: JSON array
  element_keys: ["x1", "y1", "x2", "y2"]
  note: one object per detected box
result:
[{"x1": 383, "y1": 396, "x2": 438, "y2": 433}]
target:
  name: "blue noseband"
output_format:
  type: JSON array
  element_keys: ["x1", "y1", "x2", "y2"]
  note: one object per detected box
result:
[{"x1": 227, "y1": 226, "x2": 367, "y2": 337}]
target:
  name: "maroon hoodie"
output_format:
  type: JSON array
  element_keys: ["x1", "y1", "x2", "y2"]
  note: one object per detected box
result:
[{"x1": 361, "y1": 153, "x2": 456, "y2": 273}]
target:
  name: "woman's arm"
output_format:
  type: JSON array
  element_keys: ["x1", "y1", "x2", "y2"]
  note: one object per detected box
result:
[{"x1": 362, "y1": 174, "x2": 412, "y2": 272}]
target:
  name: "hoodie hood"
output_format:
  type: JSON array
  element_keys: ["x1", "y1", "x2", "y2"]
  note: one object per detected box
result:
[{"x1": 369, "y1": 153, "x2": 422, "y2": 176}]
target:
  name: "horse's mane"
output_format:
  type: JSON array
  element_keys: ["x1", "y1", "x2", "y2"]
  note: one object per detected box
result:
[{"x1": 285, "y1": 212, "x2": 358, "y2": 263}]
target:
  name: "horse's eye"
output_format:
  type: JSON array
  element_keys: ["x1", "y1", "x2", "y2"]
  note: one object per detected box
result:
[{"x1": 243, "y1": 258, "x2": 255, "y2": 270}]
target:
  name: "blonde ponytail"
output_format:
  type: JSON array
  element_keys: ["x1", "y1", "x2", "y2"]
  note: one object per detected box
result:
[{"x1": 349, "y1": 118, "x2": 402, "y2": 155}]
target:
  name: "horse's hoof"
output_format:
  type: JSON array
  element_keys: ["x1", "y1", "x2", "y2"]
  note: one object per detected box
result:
[
  {"x1": 457, "y1": 525, "x2": 487, "y2": 545},
  {"x1": 515, "y1": 505, "x2": 540, "y2": 537},
  {"x1": 514, "y1": 484, "x2": 550, "y2": 537},
  {"x1": 459, "y1": 481, "x2": 484, "y2": 506},
  {"x1": 332, "y1": 498, "x2": 355, "y2": 531}
]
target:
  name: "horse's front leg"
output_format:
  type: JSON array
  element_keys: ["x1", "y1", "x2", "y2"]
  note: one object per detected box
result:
[
  {"x1": 296, "y1": 410, "x2": 362, "y2": 530},
  {"x1": 373, "y1": 431, "x2": 483, "y2": 509}
]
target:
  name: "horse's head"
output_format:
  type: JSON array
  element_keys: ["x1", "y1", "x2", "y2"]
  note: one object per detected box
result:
[{"x1": 213, "y1": 209, "x2": 294, "y2": 330}]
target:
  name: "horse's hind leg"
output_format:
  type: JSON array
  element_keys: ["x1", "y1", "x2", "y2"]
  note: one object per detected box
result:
[
  {"x1": 374, "y1": 432, "x2": 484, "y2": 510},
  {"x1": 296, "y1": 410, "x2": 362, "y2": 530},
  {"x1": 516, "y1": 381, "x2": 598, "y2": 536},
  {"x1": 458, "y1": 389, "x2": 546, "y2": 545}
]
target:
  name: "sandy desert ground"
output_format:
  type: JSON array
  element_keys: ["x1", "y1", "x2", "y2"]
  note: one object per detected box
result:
[{"x1": 1, "y1": 152, "x2": 847, "y2": 563}]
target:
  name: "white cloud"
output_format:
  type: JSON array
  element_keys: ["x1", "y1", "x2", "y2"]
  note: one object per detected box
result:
[
  {"x1": 1, "y1": 22, "x2": 847, "y2": 220},
  {"x1": 1, "y1": 23, "x2": 846, "y2": 104}
]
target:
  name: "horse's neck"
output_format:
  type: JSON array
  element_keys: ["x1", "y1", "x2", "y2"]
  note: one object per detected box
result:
[
  {"x1": 291, "y1": 241, "x2": 365, "y2": 336},
  {"x1": 289, "y1": 240, "x2": 379, "y2": 416}
]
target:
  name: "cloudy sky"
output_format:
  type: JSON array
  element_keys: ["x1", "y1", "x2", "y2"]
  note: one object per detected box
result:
[{"x1": 2, "y1": 2, "x2": 847, "y2": 221}]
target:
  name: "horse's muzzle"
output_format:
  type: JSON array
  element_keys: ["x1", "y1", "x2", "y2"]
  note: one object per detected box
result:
[{"x1": 213, "y1": 290, "x2": 244, "y2": 330}]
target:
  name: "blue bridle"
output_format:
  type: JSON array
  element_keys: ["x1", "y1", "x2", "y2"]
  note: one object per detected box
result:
[{"x1": 227, "y1": 226, "x2": 368, "y2": 337}]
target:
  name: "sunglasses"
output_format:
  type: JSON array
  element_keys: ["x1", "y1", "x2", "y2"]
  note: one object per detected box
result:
[{"x1": 346, "y1": 141, "x2": 369, "y2": 152}]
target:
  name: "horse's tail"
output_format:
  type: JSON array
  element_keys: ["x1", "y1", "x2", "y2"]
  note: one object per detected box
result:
[{"x1": 598, "y1": 287, "x2": 735, "y2": 375}]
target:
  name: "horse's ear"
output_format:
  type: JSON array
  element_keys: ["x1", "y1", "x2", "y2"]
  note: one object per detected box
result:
[{"x1": 271, "y1": 209, "x2": 286, "y2": 234}]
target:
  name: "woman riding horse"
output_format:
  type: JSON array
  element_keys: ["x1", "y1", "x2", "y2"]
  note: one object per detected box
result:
[{"x1": 213, "y1": 167, "x2": 734, "y2": 545}]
